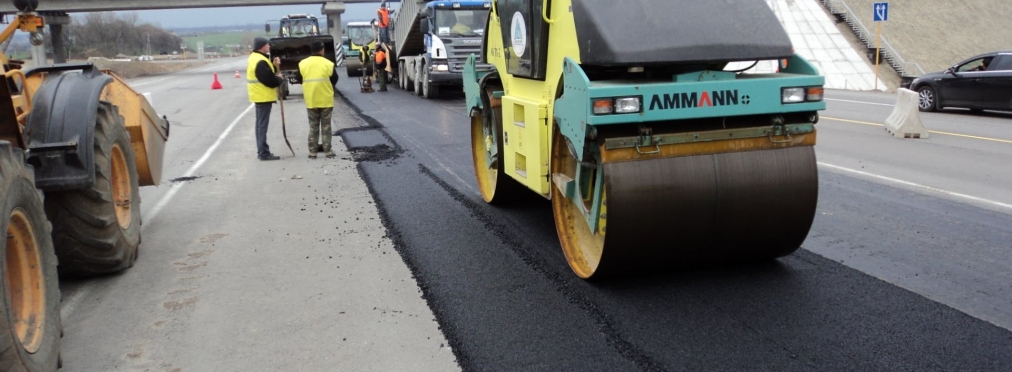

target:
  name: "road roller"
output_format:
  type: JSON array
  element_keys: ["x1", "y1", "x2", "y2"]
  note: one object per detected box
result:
[
  {"x1": 464, "y1": 0, "x2": 826, "y2": 278},
  {"x1": 344, "y1": 21, "x2": 376, "y2": 78}
]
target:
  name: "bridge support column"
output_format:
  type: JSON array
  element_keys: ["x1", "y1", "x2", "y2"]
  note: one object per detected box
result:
[
  {"x1": 322, "y1": 1, "x2": 346, "y2": 51},
  {"x1": 45, "y1": 13, "x2": 72, "y2": 64}
]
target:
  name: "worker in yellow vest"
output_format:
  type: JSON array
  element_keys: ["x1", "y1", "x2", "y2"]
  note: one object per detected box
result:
[
  {"x1": 298, "y1": 40, "x2": 338, "y2": 159},
  {"x1": 247, "y1": 37, "x2": 284, "y2": 161}
]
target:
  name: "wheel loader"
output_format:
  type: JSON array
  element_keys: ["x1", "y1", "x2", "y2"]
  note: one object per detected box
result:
[
  {"x1": 1, "y1": 1, "x2": 169, "y2": 369},
  {"x1": 264, "y1": 14, "x2": 337, "y2": 100},
  {"x1": 464, "y1": 0, "x2": 826, "y2": 278}
]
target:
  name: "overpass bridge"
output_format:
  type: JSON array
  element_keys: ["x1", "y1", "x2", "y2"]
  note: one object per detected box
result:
[
  {"x1": 1, "y1": 0, "x2": 394, "y2": 64},
  {"x1": 0, "y1": 0, "x2": 387, "y2": 12}
]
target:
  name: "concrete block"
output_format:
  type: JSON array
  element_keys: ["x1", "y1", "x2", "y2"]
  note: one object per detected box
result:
[{"x1": 884, "y1": 89, "x2": 930, "y2": 139}]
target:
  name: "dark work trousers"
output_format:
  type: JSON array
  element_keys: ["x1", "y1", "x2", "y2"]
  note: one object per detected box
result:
[{"x1": 255, "y1": 102, "x2": 272, "y2": 157}]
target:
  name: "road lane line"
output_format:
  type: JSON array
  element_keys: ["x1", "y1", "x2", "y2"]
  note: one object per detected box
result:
[
  {"x1": 143, "y1": 103, "x2": 255, "y2": 224},
  {"x1": 825, "y1": 97, "x2": 894, "y2": 107},
  {"x1": 818, "y1": 162, "x2": 1012, "y2": 211},
  {"x1": 823, "y1": 117, "x2": 883, "y2": 127},
  {"x1": 822, "y1": 116, "x2": 1012, "y2": 144},
  {"x1": 62, "y1": 103, "x2": 254, "y2": 322}
]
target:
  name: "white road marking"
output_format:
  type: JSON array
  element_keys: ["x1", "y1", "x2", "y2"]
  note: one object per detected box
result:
[
  {"x1": 818, "y1": 162, "x2": 1012, "y2": 211},
  {"x1": 61, "y1": 103, "x2": 255, "y2": 322},
  {"x1": 143, "y1": 103, "x2": 255, "y2": 224},
  {"x1": 825, "y1": 97, "x2": 894, "y2": 107}
]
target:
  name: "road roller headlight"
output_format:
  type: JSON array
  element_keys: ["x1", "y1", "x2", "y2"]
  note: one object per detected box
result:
[
  {"x1": 592, "y1": 97, "x2": 641, "y2": 115},
  {"x1": 614, "y1": 97, "x2": 642, "y2": 113},
  {"x1": 782, "y1": 87, "x2": 806, "y2": 103},
  {"x1": 782, "y1": 87, "x2": 824, "y2": 103},
  {"x1": 432, "y1": 64, "x2": 449, "y2": 72}
]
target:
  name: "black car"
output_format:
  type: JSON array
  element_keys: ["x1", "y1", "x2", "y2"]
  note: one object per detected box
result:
[{"x1": 910, "y1": 51, "x2": 1012, "y2": 112}]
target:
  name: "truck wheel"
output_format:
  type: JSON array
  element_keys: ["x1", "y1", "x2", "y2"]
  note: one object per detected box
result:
[
  {"x1": 422, "y1": 66, "x2": 439, "y2": 99},
  {"x1": 398, "y1": 61, "x2": 406, "y2": 89},
  {"x1": 45, "y1": 102, "x2": 141, "y2": 277},
  {"x1": 404, "y1": 62, "x2": 414, "y2": 92},
  {"x1": 415, "y1": 63, "x2": 423, "y2": 96},
  {"x1": 0, "y1": 141, "x2": 62, "y2": 371}
]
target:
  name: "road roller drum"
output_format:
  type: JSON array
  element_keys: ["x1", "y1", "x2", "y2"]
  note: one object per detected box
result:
[{"x1": 554, "y1": 136, "x2": 819, "y2": 278}]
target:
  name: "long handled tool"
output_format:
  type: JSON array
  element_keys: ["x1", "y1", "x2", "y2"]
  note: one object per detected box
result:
[{"x1": 277, "y1": 87, "x2": 295, "y2": 156}]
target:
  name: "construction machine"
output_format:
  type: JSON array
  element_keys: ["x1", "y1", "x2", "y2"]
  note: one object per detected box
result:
[
  {"x1": 464, "y1": 0, "x2": 825, "y2": 278},
  {"x1": 344, "y1": 21, "x2": 377, "y2": 78},
  {"x1": 1, "y1": 0, "x2": 169, "y2": 369},
  {"x1": 393, "y1": 0, "x2": 493, "y2": 98},
  {"x1": 265, "y1": 14, "x2": 337, "y2": 100}
]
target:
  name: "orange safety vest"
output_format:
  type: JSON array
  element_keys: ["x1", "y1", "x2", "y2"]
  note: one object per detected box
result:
[
  {"x1": 377, "y1": 8, "x2": 390, "y2": 28},
  {"x1": 375, "y1": 50, "x2": 386, "y2": 64}
]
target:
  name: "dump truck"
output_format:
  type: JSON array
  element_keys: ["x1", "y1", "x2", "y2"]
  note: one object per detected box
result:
[
  {"x1": 265, "y1": 14, "x2": 337, "y2": 100},
  {"x1": 1, "y1": 1, "x2": 169, "y2": 369},
  {"x1": 393, "y1": 0, "x2": 493, "y2": 98},
  {"x1": 344, "y1": 21, "x2": 377, "y2": 78},
  {"x1": 464, "y1": 0, "x2": 826, "y2": 278}
]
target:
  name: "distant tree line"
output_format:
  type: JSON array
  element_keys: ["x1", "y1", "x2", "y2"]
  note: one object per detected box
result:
[{"x1": 66, "y1": 13, "x2": 183, "y2": 58}]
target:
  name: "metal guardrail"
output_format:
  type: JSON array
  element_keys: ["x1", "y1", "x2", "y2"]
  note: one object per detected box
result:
[{"x1": 821, "y1": 0, "x2": 926, "y2": 77}]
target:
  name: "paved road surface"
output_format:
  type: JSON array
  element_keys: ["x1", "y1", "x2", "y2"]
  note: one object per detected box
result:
[
  {"x1": 56, "y1": 57, "x2": 1012, "y2": 371},
  {"x1": 57, "y1": 57, "x2": 456, "y2": 372}
]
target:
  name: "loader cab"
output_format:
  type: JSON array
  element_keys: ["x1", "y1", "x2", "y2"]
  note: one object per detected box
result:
[
  {"x1": 492, "y1": 0, "x2": 550, "y2": 80},
  {"x1": 278, "y1": 14, "x2": 320, "y2": 37}
]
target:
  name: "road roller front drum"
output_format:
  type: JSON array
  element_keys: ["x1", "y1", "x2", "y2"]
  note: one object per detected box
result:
[{"x1": 550, "y1": 129, "x2": 820, "y2": 279}]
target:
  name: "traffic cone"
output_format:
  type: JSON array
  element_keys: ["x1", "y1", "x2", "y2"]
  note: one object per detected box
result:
[
  {"x1": 235, "y1": 70, "x2": 241, "y2": 78},
  {"x1": 211, "y1": 72, "x2": 223, "y2": 90}
]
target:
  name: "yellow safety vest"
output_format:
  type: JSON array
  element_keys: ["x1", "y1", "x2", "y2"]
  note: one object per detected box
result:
[
  {"x1": 298, "y1": 55, "x2": 335, "y2": 109},
  {"x1": 247, "y1": 52, "x2": 278, "y2": 103}
]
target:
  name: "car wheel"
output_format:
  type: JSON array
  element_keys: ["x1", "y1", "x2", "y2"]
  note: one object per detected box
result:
[{"x1": 917, "y1": 86, "x2": 937, "y2": 112}]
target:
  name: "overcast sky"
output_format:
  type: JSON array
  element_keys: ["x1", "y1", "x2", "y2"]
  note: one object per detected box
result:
[{"x1": 126, "y1": 3, "x2": 396, "y2": 28}]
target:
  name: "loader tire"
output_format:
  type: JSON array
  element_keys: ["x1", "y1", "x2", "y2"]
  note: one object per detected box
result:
[
  {"x1": 45, "y1": 102, "x2": 142, "y2": 278},
  {"x1": 0, "y1": 141, "x2": 62, "y2": 371}
]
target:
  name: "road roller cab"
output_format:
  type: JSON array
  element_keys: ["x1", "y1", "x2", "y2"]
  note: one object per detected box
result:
[{"x1": 465, "y1": 0, "x2": 825, "y2": 278}]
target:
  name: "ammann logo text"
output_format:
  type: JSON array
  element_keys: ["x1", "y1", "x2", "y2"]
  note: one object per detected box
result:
[{"x1": 648, "y1": 90, "x2": 748, "y2": 110}]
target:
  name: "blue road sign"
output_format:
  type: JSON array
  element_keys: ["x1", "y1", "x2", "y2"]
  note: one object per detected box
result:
[{"x1": 874, "y1": 2, "x2": 889, "y2": 22}]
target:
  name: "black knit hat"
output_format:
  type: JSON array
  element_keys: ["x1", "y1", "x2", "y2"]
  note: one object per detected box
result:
[{"x1": 253, "y1": 37, "x2": 269, "y2": 51}]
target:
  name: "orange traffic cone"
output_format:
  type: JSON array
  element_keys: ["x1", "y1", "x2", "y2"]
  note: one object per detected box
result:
[
  {"x1": 211, "y1": 72, "x2": 223, "y2": 90},
  {"x1": 235, "y1": 70, "x2": 241, "y2": 78}
]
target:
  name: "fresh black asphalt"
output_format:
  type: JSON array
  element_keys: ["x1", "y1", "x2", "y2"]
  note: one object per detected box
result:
[{"x1": 335, "y1": 77, "x2": 1012, "y2": 371}]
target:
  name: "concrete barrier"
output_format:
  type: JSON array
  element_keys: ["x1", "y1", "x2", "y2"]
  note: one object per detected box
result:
[{"x1": 884, "y1": 88, "x2": 929, "y2": 139}]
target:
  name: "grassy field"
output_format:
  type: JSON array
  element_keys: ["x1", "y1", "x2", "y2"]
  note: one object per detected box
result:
[{"x1": 182, "y1": 30, "x2": 268, "y2": 52}]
